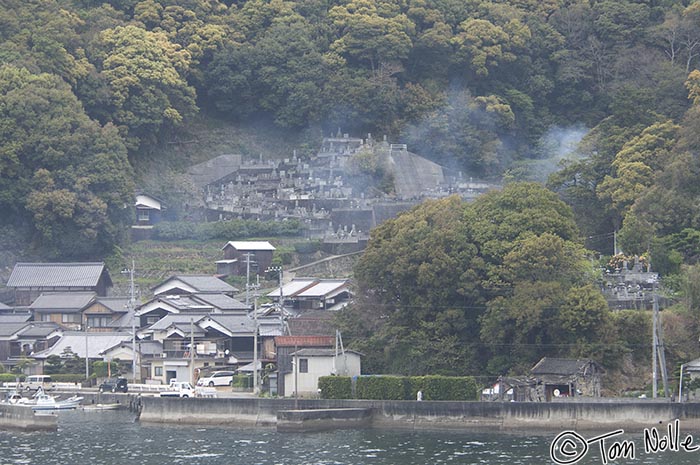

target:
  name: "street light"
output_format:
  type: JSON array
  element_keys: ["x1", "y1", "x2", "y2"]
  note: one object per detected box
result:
[{"x1": 265, "y1": 266, "x2": 284, "y2": 312}]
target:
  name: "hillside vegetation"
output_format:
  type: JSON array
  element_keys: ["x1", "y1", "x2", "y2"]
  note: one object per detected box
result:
[{"x1": 3, "y1": 0, "x2": 700, "y2": 389}]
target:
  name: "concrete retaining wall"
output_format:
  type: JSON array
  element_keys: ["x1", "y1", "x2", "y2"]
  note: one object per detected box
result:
[
  {"x1": 0, "y1": 404, "x2": 57, "y2": 431},
  {"x1": 137, "y1": 398, "x2": 700, "y2": 432},
  {"x1": 277, "y1": 408, "x2": 372, "y2": 432}
]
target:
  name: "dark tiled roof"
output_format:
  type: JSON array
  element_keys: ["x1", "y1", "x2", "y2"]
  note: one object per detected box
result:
[
  {"x1": 0, "y1": 323, "x2": 29, "y2": 338},
  {"x1": 194, "y1": 293, "x2": 249, "y2": 311},
  {"x1": 153, "y1": 275, "x2": 239, "y2": 294},
  {"x1": 7, "y1": 262, "x2": 109, "y2": 288},
  {"x1": 205, "y1": 314, "x2": 256, "y2": 334},
  {"x1": 18, "y1": 322, "x2": 61, "y2": 337},
  {"x1": 147, "y1": 314, "x2": 208, "y2": 331},
  {"x1": 0, "y1": 313, "x2": 31, "y2": 324},
  {"x1": 530, "y1": 357, "x2": 595, "y2": 376},
  {"x1": 287, "y1": 312, "x2": 335, "y2": 336},
  {"x1": 93, "y1": 297, "x2": 130, "y2": 313},
  {"x1": 29, "y1": 292, "x2": 96, "y2": 312}
]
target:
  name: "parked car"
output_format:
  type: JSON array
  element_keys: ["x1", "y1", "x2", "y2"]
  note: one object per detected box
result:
[
  {"x1": 196, "y1": 370, "x2": 235, "y2": 387},
  {"x1": 159, "y1": 381, "x2": 195, "y2": 397},
  {"x1": 98, "y1": 377, "x2": 128, "y2": 393},
  {"x1": 21, "y1": 375, "x2": 54, "y2": 392}
]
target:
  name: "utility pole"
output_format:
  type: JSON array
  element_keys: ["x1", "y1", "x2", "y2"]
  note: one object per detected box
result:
[
  {"x1": 190, "y1": 317, "x2": 195, "y2": 386},
  {"x1": 652, "y1": 291, "x2": 670, "y2": 398},
  {"x1": 253, "y1": 293, "x2": 259, "y2": 395},
  {"x1": 244, "y1": 253, "x2": 254, "y2": 306},
  {"x1": 266, "y1": 266, "x2": 285, "y2": 333},
  {"x1": 85, "y1": 326, "x2": 89, "y2": 380},
  {"x1": 122, "y1": 260, "x2": 137, "y2": 383}
]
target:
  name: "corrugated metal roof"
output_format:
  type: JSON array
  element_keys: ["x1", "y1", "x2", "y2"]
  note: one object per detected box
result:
[
  {"x1": 33, "y1": 331, "x2": 131, "y2": 359},
  {"x1": 29, "y1": 292, "x2": 96, "y2": 311},
  {"x1": 223, "y1": 241, "x2": 276, "y2": 251},
  {"x1": 275, "y1": 336, "x2": 334, "y2": 347},
  {"x1": 7, "y1": 262, "x2": 108, "y2": 288},
  {"x1": 267, "y1": 279, "x2": 316, "y2": 298},
  {"x1": 291, "y1": 348, "x2": 362, "y2": 357},
  {"x1": 297, "y1": 280, "x2": 349, "y2": 298},
  {"x1": 531, "y1": 357, "x2": 593, "y2": 376},
  {"x1": 135, "y1": 194, "x2": 161, "y2": 210}
]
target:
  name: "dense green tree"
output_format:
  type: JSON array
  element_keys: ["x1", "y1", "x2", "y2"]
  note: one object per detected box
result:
[
  {"x1": 91, "y1": 25, "x2": 197, "y2": 150},
  {"x1": 347, "y1": 183, "x2": 608, "y2": 375},
  {"x1": 0, "y1": 66, "x2": 134, "y2": 258}
]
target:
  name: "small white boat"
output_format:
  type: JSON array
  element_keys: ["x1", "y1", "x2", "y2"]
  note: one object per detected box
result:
[
  {"x1": 82, "y1": 403, "x2": 121, "y2": 411},
  {"x1": 3, "y1": 391, "x2": 33, "y2": 405},
  {"x1": 30, "y1": 388, "x2": 83, "y2": 411}
]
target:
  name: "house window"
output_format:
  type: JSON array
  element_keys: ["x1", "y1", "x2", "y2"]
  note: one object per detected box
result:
[
  {"x1": 87, "y1": 316, "x2": 111, "y2": 327},
  {"x1": 62, "y1": 313, "x2": 81, "y2": 323},
  {"x1": 154, "y1": 367, "x2": 163, "y2": 377},
  {"x1": 146, "y1": 316, "x2": 160, "y2": 325},
  {"x1": 138, "y1": 210, "x2": 150, "y2": 222},
  {"x1": 299, "y1": 358, "x2": 308, "y2": 373}
]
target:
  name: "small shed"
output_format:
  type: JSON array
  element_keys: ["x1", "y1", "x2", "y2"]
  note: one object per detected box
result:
[
  {"x1": 134, "y1": 194, "x2": 163, "y2": 226},
  {"x1": 285, "y1": 348, "x2": 362, "y2": 398},
  {"x1": 530, "y1": 357, "x2": 603, "y2": 401},
  {"x1": 218, "y1": 241, "x2": 276, "y2": 277}
]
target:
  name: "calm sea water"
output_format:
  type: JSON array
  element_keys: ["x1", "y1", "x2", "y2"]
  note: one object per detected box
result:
[{"x1": 1, "y1": 410, "x2": 699, "y2": 465}]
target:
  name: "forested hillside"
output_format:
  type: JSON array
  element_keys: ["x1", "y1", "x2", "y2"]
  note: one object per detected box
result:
[
  {"x1": 3, "y1": 0, "x2": 700, "y2": 388},
  {"x1": 2, "y1": 0, "x2": 700, "y2": 260}
]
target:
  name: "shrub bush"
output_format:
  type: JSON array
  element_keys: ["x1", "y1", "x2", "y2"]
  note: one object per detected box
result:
[
  {"x1": 355, "y1": 375, "x2": 478, "y2": 400},
  {"x1": 319, "y1": 376, "x2": 352, "y2": 399},
  {"x1": 0, "y1": 373, "x2": 24, "y2": 383},
  {"x1": 411, "y1": 376, "x2": 478, "y2": 401},
  {"x1": 293, "y1": 240, "x2": 321, "y2": 254},
  {"x1": 356, "y1": 376, "x2": 408, "y2": 400},
  {"x1": 231, "y1": 374, "x2": 252, "y2": 388},
  {"x1": 153, "y1": 219, "x2": 304, "y2": 241}
]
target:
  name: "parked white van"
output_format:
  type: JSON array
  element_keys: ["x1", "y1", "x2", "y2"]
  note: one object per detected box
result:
[{"x1": 22, "y1": 375, "x2": 54, "y2": 392}]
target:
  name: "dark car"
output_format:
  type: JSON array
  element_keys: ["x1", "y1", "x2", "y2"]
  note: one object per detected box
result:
[{"x1": 98, "y1": 377, "x2": 128, "y2": 393}]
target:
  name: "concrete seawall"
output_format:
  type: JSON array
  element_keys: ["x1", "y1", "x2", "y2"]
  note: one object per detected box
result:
[
  {"x1": 137, "y1": 398, "x2": 700, "y2": 432},
  {"x1": 0, "y1": 404, "x2": 57, "y2": 431},
  {"x1": 277, "y1": 408, "x2": 373, "y2": 432}
]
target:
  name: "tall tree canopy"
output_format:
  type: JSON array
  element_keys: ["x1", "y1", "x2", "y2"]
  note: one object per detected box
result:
[
  {"x1": 346, "y1": 183, "x2": 616, "y2": 376},
  {"x1": 0, "y1": 66, "x2": 134, "y2": 258}
]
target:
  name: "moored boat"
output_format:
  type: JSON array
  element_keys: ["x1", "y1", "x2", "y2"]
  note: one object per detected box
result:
[{"x1": 30, "y1": 388, "x2": 83, "y2": 411}]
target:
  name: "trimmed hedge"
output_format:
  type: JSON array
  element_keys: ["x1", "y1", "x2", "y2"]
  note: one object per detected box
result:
[
  {"x1": 356, "y1": 376, "x2": 407, "y2": 400},
  {"x1": 319, "y1": 375, "x2": 479, "y2": 401},
  {"x1": 319, "y1": 376, "x2": 352, "y2": 399},
  {"x1": 410, "y1": 376, "x2": 478, "y2": 401},
  {"x1": 0, "y1": 373, "x2": 24, "y2": 383}
]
